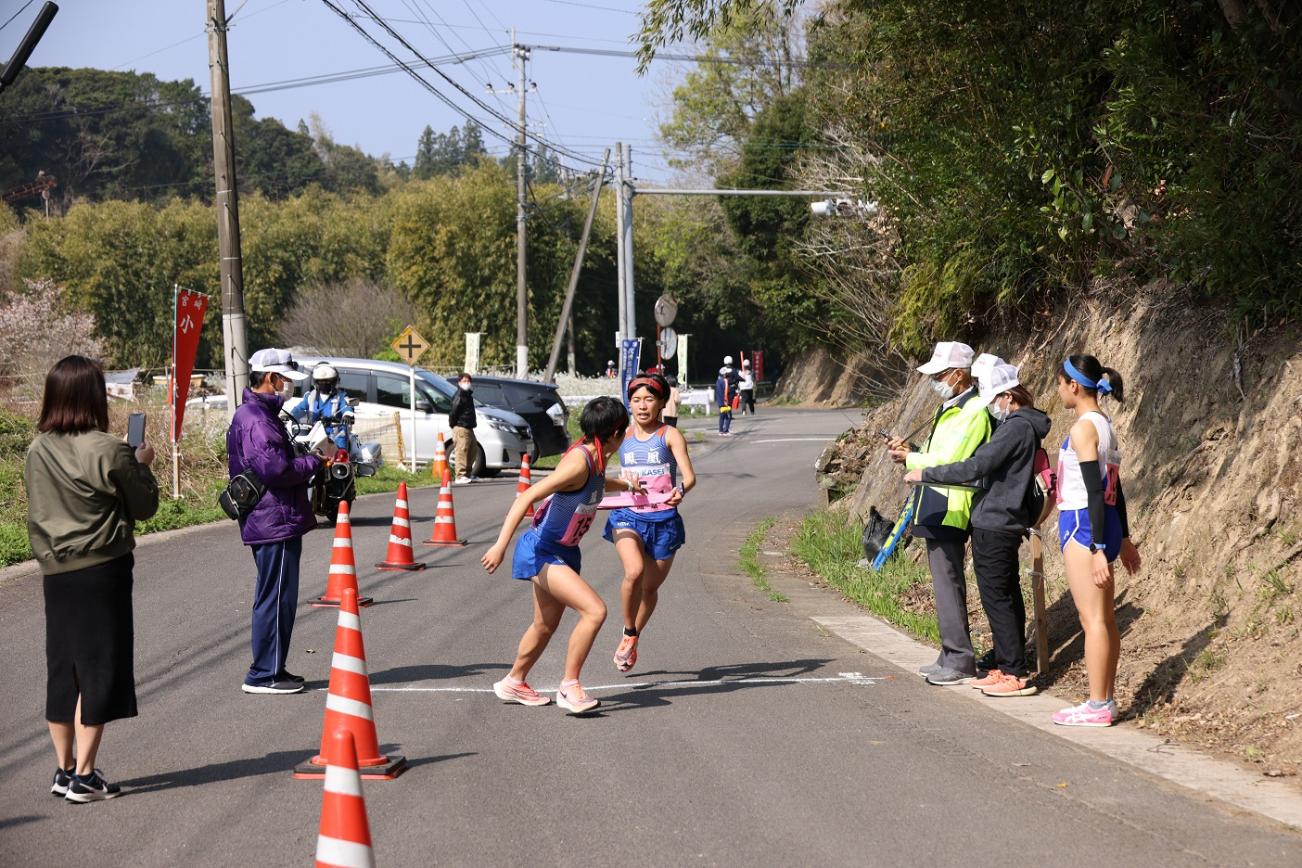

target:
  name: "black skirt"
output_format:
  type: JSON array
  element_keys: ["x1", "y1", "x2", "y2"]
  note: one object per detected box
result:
[{"x1": 44, "y1": 553, "x2": 138, "y2": 725}]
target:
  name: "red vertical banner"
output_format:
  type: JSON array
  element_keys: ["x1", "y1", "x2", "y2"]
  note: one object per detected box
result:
[
  {"x1": 752, "y1": 350, "x2": 765, "y2": 384},
  {"x1": 171, "y1": 288, "x2": 210, "y2": 442}
]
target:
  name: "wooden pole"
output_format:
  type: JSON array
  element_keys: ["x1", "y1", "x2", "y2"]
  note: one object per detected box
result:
[
  {"x1": 544, "y1": 149, "x2": 610, "y2": 383},
  {"x1": 1030, "y1": 528, "x2": 1049, "y2": 675}
]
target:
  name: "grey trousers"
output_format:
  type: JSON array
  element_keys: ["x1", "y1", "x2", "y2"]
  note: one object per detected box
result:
[{"x1": 927, "y1": 537, "x2": 976, "y2": 675}]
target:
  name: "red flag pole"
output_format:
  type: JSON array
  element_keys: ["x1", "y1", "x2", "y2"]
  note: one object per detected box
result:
[{"x1": 171, "y1": 284, "x2": 180, "y2": 499}]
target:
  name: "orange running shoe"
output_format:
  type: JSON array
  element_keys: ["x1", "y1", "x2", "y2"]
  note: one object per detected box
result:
[{"x1": 614, "y1": 635, "x2": 639, "y2": 672}]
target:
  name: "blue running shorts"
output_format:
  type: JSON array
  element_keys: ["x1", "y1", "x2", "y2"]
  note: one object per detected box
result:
[
  {"x1": 1057, "y1": 506, "x2": 1123, "y2": 563},
  {"x1": 512, "y1": 529, "x2": 582, "y2": 580},
  {"x1": 603, "y1": 509, "x2": 686, "y2": 561}
]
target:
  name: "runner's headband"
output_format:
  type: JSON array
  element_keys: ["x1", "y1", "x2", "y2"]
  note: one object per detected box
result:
[
  {"x1": 627, "y1": 376, "x2": 667, "y2": 399},
  {"x1": 1063, "y1": 358, "x2": 1112, "y2": 395}
]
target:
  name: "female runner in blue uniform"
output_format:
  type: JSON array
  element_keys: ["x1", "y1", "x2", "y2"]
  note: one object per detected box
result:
[
  {"x1": 481, "y1": 397, "x2": 643, "y2": 714},
  {"x1": 604, "y1": 374, "x2": 697, "y2": 673}
]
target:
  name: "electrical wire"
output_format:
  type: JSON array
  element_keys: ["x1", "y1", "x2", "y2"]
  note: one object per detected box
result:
[
  {"x1": 0, "y1": 0, "x2": 37, "y2": 34},
  {"x1": 540, "y1": 0, "x2": 640, "y2": 15}
]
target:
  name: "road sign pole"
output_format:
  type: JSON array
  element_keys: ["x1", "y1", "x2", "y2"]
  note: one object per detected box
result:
[
  {"x1": 408, "y1": 365, "x2": 417, "y2": 474},
  {"x1": 391, "y1": 324, "x2": 431, "y2": 474}
]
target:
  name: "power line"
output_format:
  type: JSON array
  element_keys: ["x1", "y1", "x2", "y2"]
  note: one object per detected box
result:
[
  {"x1": 0, "y1": 0, "x2": 37, "y2": 34},
  {"x1": 540, "y1": 0, "x2": 640, "y2": 15}
]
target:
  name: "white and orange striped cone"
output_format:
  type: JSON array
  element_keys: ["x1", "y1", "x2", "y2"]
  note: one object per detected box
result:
[
  {"x1": 295, "y1": 588, "x2": 406, "y2": 780},
  {"x1": 424, "y1": 468, "x2": 467, "y2": 547},
  {"x1": 314, "y1": 729, "x2": 376, "y2": 868},
  {"x1": 374, "y1": 481, "x2": 425, "y2": 571},
  {"x1": 515, "y1": 452, "x2": 534, "y2": 517},
  {"x1": 430, "y1": 430, "x2": 448, "y2": 483},
  {"x1": 311, "y1": 501, "x2": 373, "y2": 608}
]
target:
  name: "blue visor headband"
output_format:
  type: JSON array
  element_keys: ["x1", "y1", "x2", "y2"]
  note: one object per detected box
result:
[{"x1": 1063, "y1": 359, "x2": 1112, "y2": 395}]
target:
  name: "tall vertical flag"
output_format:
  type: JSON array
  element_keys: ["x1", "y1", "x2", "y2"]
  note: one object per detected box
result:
[
  {"x1": 619, "y1": 338, "x2": 642, "y2": 408},
  {"x1": 751, "y1": 350, "x2": 765, "y2": 386},
  {"x1": 677, "y1": 334, "x2": 689, "y2": 386},
  {"x1": 171, "y1": 287, "x2": 210, "y2": 442},
  {"x1": 464, "y1": 332, "x2": 482, "y2": 375}
]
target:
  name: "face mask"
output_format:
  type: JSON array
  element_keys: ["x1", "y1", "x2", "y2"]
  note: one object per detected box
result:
[
  {"x1": 930, "y1": 378, "x2": 955, "y2": 400},
  {"x1": 989, "y1": 400, "x2": 1010, "y2": 422},
  {"x1": 278, "y1": 378, "x2": 294, "y2": 400},
  {"x1": 459, "y1": 382, "x2": 471, "y2": 391}
]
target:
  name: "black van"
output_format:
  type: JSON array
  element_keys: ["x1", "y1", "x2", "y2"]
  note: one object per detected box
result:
[{"x1": 451, "y1": 375, "x2": 570, "y2": 457}]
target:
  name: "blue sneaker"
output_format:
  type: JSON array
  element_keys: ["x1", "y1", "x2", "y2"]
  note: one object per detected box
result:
[
  {"x1": 51, "y1": 767, "x2": 73, "y2": 797},
  {"x1": 65, "y1": 769, "x2": 122, "y2": 803}
]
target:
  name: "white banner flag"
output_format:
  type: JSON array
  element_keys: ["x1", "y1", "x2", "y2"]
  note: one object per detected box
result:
[
  {"x1": 464, "y1": 332, "x2": 482, "y2": 374},
  {"x1": 677, "y1": 333, "x2": 689, "y2": 386}
]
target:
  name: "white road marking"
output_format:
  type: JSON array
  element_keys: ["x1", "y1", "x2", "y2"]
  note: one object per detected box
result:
[
  {"x1": 753, "y1": 438, "x2": 831, "y2": 443},
  {"x1": 352, "y1": 673, "x2": 883, "y2": 694}
]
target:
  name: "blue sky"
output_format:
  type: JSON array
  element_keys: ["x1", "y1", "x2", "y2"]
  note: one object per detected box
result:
[{"x1": 2, "y1": 0, "x2": 692, "y2": 181}]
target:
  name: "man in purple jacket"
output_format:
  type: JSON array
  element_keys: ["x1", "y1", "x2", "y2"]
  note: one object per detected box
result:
[{"x1": 227, "y1": 349, "x2": 322, "y2": 695}]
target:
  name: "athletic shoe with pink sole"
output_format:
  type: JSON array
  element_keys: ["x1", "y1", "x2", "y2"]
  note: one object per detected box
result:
[
  {"x1": 614, "y1": 636, "x2": 638, "y2": 673},
  {"x1": 981, "y1": 673, "x2": 1039, "y2": 697},
  {"x1": 493, "y1": 678, "x2": 551, "y2": 707},
  {"x1": 557, "y1": 681, "x2": 600, "y2": 715},
  {"x1": 1051, "y1": 700, "x2": 1114, "y2": 726},
  {"x1": 970, "y1": 669, "x2": 1004, "y2": 689}
]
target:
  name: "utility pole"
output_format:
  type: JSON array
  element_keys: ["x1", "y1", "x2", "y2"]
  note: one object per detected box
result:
[
  {"x1": 544, "y1": 148, "x2": 610, "y2": 384},
  {"x1": 207, "y1": 0, "x2": 248, "y2": 418},
  {"x1": 614, "y1": 141, "x2": 626, "y2": 359},
  {"x1": 514, "y1": 35, "x2": 530, "y2": 379},
  {"x1": 622, "y1": 143, "x2": 636, "y2": 342}
]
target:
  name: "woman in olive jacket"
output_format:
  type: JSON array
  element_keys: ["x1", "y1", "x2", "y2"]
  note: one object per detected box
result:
[{"x1": 25, "y1": 355, "x2": 159, "y2": 802}]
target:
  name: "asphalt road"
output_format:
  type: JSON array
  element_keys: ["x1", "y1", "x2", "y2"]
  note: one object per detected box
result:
[{"x1": 0, "y1": 408, "x2": 1298, "y2": 866}]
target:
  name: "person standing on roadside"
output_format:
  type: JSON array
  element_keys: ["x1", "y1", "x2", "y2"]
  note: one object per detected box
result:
[
  {"x1": 227, "y1": 349, "x2": 321, "y2": 696},
  {"x1": 905, "y1": 363, "x2": 1050, "y2": 697},
  {"x1": 738, "y1": 358, "x2": 756, "y2": 416},
  {"x1": 889, "y1": 341, "x2": 991, "y2": 686},
  {"x1": 663, "y1": 375, "x2": 681, "y2": 428},
  {"x1": 450, "y1": 372, "x2": 478, "y2": 485},
  {"x1": 26, "y1": 355, "x2": 159, "y2": 802}
]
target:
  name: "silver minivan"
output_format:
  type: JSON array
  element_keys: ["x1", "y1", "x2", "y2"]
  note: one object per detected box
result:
[{"x1": 295, "y1": 356, "x2": 533, "y2": 477}]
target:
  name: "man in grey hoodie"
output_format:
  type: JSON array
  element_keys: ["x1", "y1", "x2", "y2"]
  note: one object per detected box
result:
[{"x1": 906, "y1": 363, "x2": 1051, "y2": 696}]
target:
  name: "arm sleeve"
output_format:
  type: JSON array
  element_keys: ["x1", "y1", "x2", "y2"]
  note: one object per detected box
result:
[
  {"x1": 1115, "y1": 478, "x2": 1130, "y2": 538},
  {"x1": 1080, "y1": 460, "x2": 1106, "y2": 548},
  {"x1": 246, "y1": 420, "x2": 320, "y2": 489},
  {"x1": 921, "y1": 424, "x2": 1018, "y2": 485},
  {"x1": 288, "y1": 395, "x2": 309, "y2": 420},
  {"x1": 108, "y1": 443, "x2": 160, "y2": 521}
]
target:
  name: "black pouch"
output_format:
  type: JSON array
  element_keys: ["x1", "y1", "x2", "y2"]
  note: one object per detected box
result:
[{"x1": 218, "y1": 469, "x2": 266, "y2": 520}]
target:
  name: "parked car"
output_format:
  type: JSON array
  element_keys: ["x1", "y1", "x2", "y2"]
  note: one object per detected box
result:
[
  {"x1": 293, "y1": 357, "x2": 533, "y2": 477},
  {"x1": 454, "y1": 375, "x2": 570, "y2": 458}
]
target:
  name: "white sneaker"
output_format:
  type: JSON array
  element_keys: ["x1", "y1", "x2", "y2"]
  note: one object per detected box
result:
[{"x1": 453, "y1": 477, "x2": 472, "y2": 486}]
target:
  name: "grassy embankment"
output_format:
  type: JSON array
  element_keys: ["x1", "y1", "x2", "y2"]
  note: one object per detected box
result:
[
  {"x1": 0, "y1": 407, "x2": 430, "y2": 568},
  {"x1": 739, "y1": 517, "x2": 788, "y2": 602},
  {"x1": 789, "y1": 508, "x2": 941, "y2": 644}
]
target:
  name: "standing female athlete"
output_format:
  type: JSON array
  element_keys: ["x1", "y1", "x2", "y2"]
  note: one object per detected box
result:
[
  {"x1": 604, "y1": 374, "x2": 697, "y2": 672},
  {"x1": 482, "y1": 397, "x2": 643, "y2": 714},
  {"x1": 1053, "y1": 354, "x2": 1141, "y2": 727}
]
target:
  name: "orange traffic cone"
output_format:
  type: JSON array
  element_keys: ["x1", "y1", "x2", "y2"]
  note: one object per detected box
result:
[
  {"x1": 312, "y1": 501, "x2": 373, "y2": 608},
  {"x1": 516, "y1": 452, "x2": 535, "y2": 517},
  {"x1": 425, "y1": 468, "x2": 467, "y2": 547},
  {"x1": 430, "y1": 430, "x2": 448, "y2": 483},
  {"x1": 313, "y1": 729, "x2": 376, "y2": 868},
  {"x1": 296, "y1": 587, "x2": 406, "y2": 780},
  {"x1": 375, "y1": 481, "x2": 425, "y2": 571}
]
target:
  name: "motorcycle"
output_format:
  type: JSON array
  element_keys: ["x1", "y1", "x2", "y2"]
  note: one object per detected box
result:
[{"x1": 282, "y1": 401, "x2": 383, "y2": 523}]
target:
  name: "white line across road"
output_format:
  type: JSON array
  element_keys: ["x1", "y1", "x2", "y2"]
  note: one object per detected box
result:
[
  {"x1": 753, "y1": 438, "x2": 833, "y2": 444},
  {"x1": 347, "y1": 672, "x2": 883, "y2": 695}
]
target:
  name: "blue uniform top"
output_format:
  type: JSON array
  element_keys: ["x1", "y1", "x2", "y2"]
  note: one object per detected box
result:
[
  {"x1": 617, "y1": 424, "x2": 677, "y2": 521},
  {"x1": 531, "y1": 445, "x2": 604, "y2": 548},
  {"x1": 289, "y1": 390, "x2": 351, "y2": 449}
]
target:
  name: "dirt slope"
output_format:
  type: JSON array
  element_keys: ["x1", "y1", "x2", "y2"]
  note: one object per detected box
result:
[{"x1": 813, "y1": 285, "x2": 1302, "y2": 776}]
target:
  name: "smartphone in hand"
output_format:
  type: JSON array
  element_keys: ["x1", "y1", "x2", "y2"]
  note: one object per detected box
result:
[{"x1": 127, "y1": 412, "x2": 146, "y2": 448}]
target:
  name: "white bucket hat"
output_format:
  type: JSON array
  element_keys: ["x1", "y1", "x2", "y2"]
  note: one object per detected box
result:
[
  {"x1": 917, "y1": 341, "x2": 975, "y2": 375},
  {"x1": 978, "y1": 362, "x2": 1021, "y2": 404},
  {"x1": 249, "y1": 348, "x2": 308, "y2": 380}
]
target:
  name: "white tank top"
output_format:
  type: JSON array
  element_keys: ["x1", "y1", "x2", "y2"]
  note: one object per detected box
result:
[{"x1": 1057, "y1": 411, "x2": 1121, "y2": 510}]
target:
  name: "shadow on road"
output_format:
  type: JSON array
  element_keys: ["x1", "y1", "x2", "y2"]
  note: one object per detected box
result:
[
  {"x1": 635, "y1": 658, "x2": 832, "y2": 681},
  {"x1": 117, "y1": 749, "x2": 316, "y2": 794},
  {"x1": 403, "y1": 752, "x2": 477, "y2": 771},
  {"x1": 0, "y1": 815, "x2": 41, "y2": 831},
  {"x1": 369, "y1": 662, "x2": 508, "y2": 685}
]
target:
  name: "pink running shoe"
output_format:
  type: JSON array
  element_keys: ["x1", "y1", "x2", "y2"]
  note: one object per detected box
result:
[
  {"x1": 493, "y1": 678, "x2": 551, "y2": 707},
  {"x1": 614, "y1": 636, "x2": 638, "y2": 672},
  {"x1": 970, "y1": 669, "x2": 1004, "y2": 689},
  {"x1": 981, "y1": 673, "x2": 1039, "y2": 697},
  {"x1": 557, "y1": 681, "x2": 600, "y2": 715},
  {"x1": 1051, "y1": 700, "x2": 1113, "y2": 727}
]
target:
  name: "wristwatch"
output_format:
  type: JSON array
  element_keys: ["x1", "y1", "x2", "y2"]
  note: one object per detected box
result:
[{"x1": 1089, "y1": 542, "x2": 1105, "y2": 555}]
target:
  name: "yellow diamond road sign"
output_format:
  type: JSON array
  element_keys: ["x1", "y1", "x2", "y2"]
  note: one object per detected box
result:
[{"x1": 391, "y1": 325, "x2": 430, "y2": 366}]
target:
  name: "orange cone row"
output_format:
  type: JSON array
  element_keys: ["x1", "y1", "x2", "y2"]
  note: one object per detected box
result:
[
  {"x1": 375, "y1": 482, "x2": 426, "y2": 571},
  {"x1": 430, "y1": 430, "x2": 448, "y2": 483}
]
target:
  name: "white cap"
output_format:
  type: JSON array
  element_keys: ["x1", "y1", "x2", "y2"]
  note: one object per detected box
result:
[
  {"x1": 312, "y1": 363, "x2": 338, "y2": 382},
  {"x1": 971, "y1": 353, "x2": 1005, "y2": 385},
  {"x1": 917, "y1": 341, "x2": 975, "y2": 375},
  {"x1": 742, "y1": 358, "x2": 751, "y2": 367},
  {"x1": 978, "y1": 363, "x2": 1021, "y2": 403},
  {"x1": 249, "y1": 348, "x2": 308, "y2": 380},
  {"x1": 723, "y1": 355, "x2": 734, "y2": 365}
]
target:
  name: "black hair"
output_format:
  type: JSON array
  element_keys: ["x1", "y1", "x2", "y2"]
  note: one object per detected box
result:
[
  {"x1": 1060, "y1": 353, "x2": 1126, "y2": 403},
  {"x1": 579, "y1": 396, "x2": 628, "y2": 443},
  {"x1": 249, "y1": 370, "x2": 276, "y2": 389},
  {"x1": 38, "y1": 355, "x2": 108, "y2": 434},
  {"x1": 626, "y1": 372, "x2": 670, "y2": 402},
  {"x1": 665, "y1": 375, "x2": 678, "y2": 388},
  {"x1": 457, "y1": 372, "x2": 472, "y2": 381}
]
